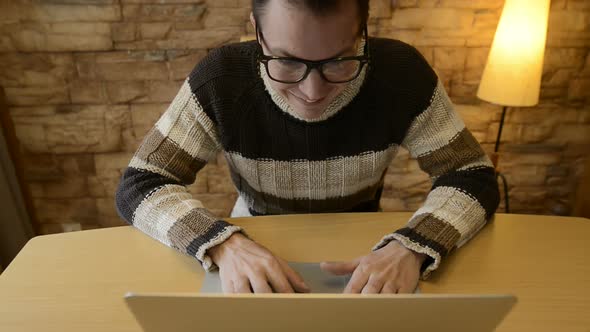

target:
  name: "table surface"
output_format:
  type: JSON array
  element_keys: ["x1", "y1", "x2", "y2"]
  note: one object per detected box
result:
[{"x1": 1, "y1": 212, "x2": 589, "y2": 332}]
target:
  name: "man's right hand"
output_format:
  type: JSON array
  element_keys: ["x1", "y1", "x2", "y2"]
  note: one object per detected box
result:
[{"x1": 208, "y1": 233, "x2": 310, "y2": 294}]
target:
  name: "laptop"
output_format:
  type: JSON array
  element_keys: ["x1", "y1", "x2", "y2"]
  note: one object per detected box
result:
[{"x1": 124, "y1": 262, "x2": 516, "y2": 332}]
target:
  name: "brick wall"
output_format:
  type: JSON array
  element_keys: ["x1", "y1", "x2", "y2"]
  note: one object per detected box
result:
[{"x1": 0, "y1": 0, "x2": 588, "y2": 234}]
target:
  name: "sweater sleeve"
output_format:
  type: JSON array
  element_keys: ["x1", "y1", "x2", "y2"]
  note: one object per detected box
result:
[
  {"x1": 372, "y1": 80, "x2": 500, "y2": 279},
  {"x1": 115, "y1": 79, "x2": 243, "y2": 271}
]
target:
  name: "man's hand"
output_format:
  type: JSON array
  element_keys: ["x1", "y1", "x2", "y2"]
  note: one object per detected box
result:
[
  {"x1": 320, "y1": 240, "x2": 427, "y2": 294},
  {"x1": 208, "y1": 233, "x2": 310, "y2": 293}
]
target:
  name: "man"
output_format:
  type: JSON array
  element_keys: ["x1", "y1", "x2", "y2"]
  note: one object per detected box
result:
[{"x1": 115, "y1": 0, "x2": 499, "y2": 294}]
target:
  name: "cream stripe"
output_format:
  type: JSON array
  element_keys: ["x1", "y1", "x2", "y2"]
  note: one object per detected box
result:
[
  {"x1": 402, "y1": 80, "x2": 466, "y2": 158},
  {"x1": 132, "y1": 184, "x2": 206, "y2": 247},
  {"x1": 129, "y1": 156, "x2": 181, "y2": 183},
  {"x1": 155, "y1": 79, "x2": 221, "y2": 163},
  {"x1": 225, "y1": 145, "x2": 398, "y2": 200},
  {"x1": 260, "y1": 39, "x2": 368, "y2": 123},
  {"x1": 409, "y1": 186, "x2": 487, "y2": 243}
]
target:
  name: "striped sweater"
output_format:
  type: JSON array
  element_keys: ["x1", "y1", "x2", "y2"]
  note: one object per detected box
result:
[{"x1": 115, "y1": 38, "x2": 500, "y2": 278}]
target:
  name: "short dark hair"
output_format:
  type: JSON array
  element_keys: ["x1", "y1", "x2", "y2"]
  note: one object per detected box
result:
[{"x1": 252, "y1": 0, "x2": 369, "y2": 35}]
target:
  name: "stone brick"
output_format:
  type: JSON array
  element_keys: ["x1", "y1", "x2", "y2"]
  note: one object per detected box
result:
[
  {"x1": 207, "y1": 166, "x2": 235, "y2": 193},
  {"x1": 76, "y1": 51, "x2": 169, "y2": 81},
  {"x1": 129, "y1": 103, "x2": 167, "y2": 139},
  {"x1": 28, "y1": 3, "x2": 121, "y2": 22},
  {"x1": 7, "y1": 22, "x2": 112, "y2": 52},
  {"x1": 0, "y1": 53, "x2": 75, "y2": 87},
  {"x1": 395, "y1": 0, "x2": 418, "y2": 8},
  {"x1": 111, "y1": 22, "x2": 137, "y2": 42},
  {"x1": 568, "y1": 79, "x2": 590, "y2": 100},
  {"x1": 415, "y1": 46, "x2": 434, "y2": 66},
  {"x1": 369, "y1": 0, "x2": 392, "y2": 19},
  {"x1": 542, "y1": 69, "x2": 576, "y2": 88},
  {"x1": 29, "y1": 178, "x2": 89, "y2": 199},
  {"x1": 186, "y1": 170, "x2": 209, "y2": 194},
  {"x1": 380, "y1": 196, "x2": 409, "y2": 212},
  {"x1": 0, "y1": 34, "x2": 16, "y2": 52},
  {"x1": 96, "y1": 197, "x2": 127, "y2": 226},
  {"x1": 464, "y1": 47, "x2": 489, "y2": 84},
  {"x1": 551, "y1": 0, "x2": 567, "y2": 10},
  {"x1": 195, "y1": 193, "x2": 238, "y2": 217},
  {"x1": 4, "y1": 86, "x2": 69, "y2": 106},
  {"x1": 167, "y1": 50, "x2": 207, "y2": 80},
  {"x1": 140, "y1": 22, "x2": 172, "y2": 40},
  {"x1": 70, "y1": 81, "x2": 109, "y2": 104},
  {"x1": 439, "y1": 0, "x2": 503, "y2": 9},
  {"x1": 204, "y1": 7, "x2": 249, "y2": 28},
  {"x1": 465, "y1": 29, "x2": 496, "y2": 47},
  {"x1": 549, "y1": 124, "x2": 590, "y2": 144},
  {"x1": 473, "y1": 10, "x2": 500, "y2": 29},
  {"x1": 144, "y1": 80, "x2": 183, "y2": 103},
  {"x1": 122, "y1": 0, "x2": 206, "y2": 3},
  {"x1": 503, "y1": 166, "x2": 548, "y2": 186},
  {"x1": 455, "y1": 104, "x2": 500, "y2": 132},
  {"x1": 34, "y1": 198, "x2": 98, "y2": 225},
  {"x1": 568, "y1": 0, "x2": 590, "y2": 10},
  {"x1": 158, "y1": 27, "x2": 242, "y2": 49},
  {"x1": 434, "y1": 47, "x2": 467, "y2": 71},
  {"x1": 106, "y1": 81, "x2": 147, "y2": 104},
  {"x1": 544, "y1": 48, "x2": 588, "y2": 70},
  {"x1": 122, "y1": 3, "x2": 206, "y2": 22},
  {"x1": 546, "y1": 30, "x2": 590, "y2": 48},
  {"x1": 391, "y1": 8, "x2": 474, "y2": 30},
  {"x1": 89, "y1": 152, "x2": 133, "y2": 198},
  {"x1": 548, "y1": 11, "x2": 590, "y2": 32},
  {"x1": 496, "y1": 152, "x2": 561, "y2": 167},
  {"x1": 10, "y1": 105, "x2": 131, "y2": 154}
]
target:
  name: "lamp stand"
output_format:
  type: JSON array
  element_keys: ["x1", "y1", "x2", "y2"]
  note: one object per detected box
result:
[{"x1": 491, "y1": 106, "x2": 510, "y2": 213}]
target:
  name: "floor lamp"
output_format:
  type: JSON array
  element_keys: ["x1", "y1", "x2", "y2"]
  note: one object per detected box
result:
[{"x1": 477, "y1": 0, "x2": 551, "y2": 213}]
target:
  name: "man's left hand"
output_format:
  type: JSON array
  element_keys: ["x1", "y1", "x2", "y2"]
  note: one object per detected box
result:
[{"x1": 320, "y1": 240, "x2": 427, "y2": 294}]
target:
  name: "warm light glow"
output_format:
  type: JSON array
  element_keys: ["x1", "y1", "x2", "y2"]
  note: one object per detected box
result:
[{"x1": 477, "y1": 0, "x2": 550, "y2": 107}]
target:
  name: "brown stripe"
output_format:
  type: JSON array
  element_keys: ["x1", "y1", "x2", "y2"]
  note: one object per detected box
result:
[
  {"x1": 166, "y1": 207, "x2": 219, "y2": 252},
  {"x1": 417, "y1": 128, "x2": 484, "y2": 177},
  {"x1": 412, "y1": 214, "x2": 461, "y2": 254},
  {"x1": 135, "y1": 128, "x2": 207, "y2": 184},
  {"x1": 232, "y1": 169, "x2": 385, "y2": 214}
]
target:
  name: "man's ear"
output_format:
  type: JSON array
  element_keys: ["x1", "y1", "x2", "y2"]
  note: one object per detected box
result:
[{"x1": 250, "y1": 12, "x2": 256, "y2": 30}]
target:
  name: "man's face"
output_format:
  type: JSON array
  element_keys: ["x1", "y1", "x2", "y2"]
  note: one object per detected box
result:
[{"x1": 255, "y1": 0, "x2": 361, "y2": 121}]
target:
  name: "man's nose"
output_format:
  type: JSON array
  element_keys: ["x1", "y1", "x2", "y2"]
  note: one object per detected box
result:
[{"x1": 297, "y1": 69, "x2": 327, "y2": 101}]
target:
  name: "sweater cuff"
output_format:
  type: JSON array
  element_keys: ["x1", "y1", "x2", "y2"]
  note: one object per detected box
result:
[{"x1": 188, "y1": 220, "x2": 246, "y2": 271}]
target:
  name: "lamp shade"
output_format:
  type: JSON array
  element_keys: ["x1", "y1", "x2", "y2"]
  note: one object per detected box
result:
[{"x1": 477, "y1": 0, "x2": 550, "y2": 107}]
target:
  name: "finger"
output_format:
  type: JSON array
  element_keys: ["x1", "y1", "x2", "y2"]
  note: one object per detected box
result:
[
  {"x1": 381, "y1": 282, "x2": 398, "y2": 294},
  {"x1": 321, "y1": 258, "x2": 361, "y2": 276},
  {"x1": 249, "y1": 275, "x2": 273, "y2": 293},
  {"x1": 278, "y1": 260, "x2": 310, "y2": 293},
  {"x1": 234, "y1": 277, "x2": 252, "y2": 293},
  {"x1": 344, "y1": 266, "x2": 369, "y2": 294},
  {"x1": 266, "y1": 262, "x2": 295, "y2": 293},
  {"x1": 361, "y1": 274, "x2": 384, "y2": 294},
  {"x1": 398, "y1": 281, "x2": 418, "y2": 294},
  {"x1": 221, "y1": 277, "x2": 234, "y2": 294}
]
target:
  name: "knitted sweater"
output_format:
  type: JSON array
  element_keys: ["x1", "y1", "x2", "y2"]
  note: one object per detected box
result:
[{"x1": 115, "y1": 38, "x2": 500, "y2": 278}]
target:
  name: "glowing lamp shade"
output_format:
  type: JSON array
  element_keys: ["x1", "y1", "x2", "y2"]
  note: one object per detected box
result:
[{"x1": 477, "y1": 0, "x2": 550, "y2": 107}]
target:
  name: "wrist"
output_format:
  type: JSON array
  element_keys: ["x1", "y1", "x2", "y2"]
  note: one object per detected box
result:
[{"x1": 208, "y1": 232, "x2": 245, "y2": 264}]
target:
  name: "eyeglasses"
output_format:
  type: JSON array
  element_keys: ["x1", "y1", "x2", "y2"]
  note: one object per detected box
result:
[{"x1": 256, "y1": 26, "x2": 370, "y2": 84}]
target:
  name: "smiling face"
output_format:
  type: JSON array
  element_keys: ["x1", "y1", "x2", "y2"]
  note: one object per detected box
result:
[{"x1": 253, "y1": 0, "x2": 362, "y2": 120}]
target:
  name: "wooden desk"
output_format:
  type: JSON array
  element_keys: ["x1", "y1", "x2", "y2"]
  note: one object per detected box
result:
[{"x1": 0, "y1": 213, "x2": 588, "y2": 332}]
